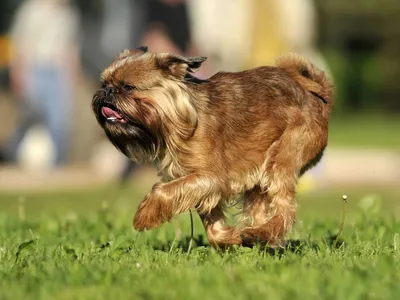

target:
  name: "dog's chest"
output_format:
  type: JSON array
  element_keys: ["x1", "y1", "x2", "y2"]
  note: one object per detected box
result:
[
  {"x1": 156, "y1": 151, "x2": 189, "y2": 182},
  {"x1": 228, "y1": 168, "x2": 267, "y2": 194}
]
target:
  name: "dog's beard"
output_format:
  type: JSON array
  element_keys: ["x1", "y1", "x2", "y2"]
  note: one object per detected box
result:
[
  {"x1": 92, "y1": 90, "x2": 162, "y2": 163},
  {"x1": 92, "y1": 77, "x2": 199, "y2": 170}
]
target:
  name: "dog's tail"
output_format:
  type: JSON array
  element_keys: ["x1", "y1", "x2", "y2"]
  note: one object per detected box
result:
[{"x1": 276, "y1": 53, "x2": 333, "y2": 107}]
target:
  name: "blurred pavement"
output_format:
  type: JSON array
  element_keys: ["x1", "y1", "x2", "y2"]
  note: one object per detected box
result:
[
  {"x1": 324, "y1": 148, "x2": 400, "y2": 187},
  {"x1": 0, "y1": 148, "x2": 399, "y2": 191}
]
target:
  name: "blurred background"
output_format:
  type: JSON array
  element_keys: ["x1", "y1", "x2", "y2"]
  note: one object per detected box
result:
[{"x1": 0, "y1": 0, "x2": 399, "y2": 215}]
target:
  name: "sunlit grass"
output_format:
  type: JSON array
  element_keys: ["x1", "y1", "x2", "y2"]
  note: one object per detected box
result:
[
  {"x1": 1, "y1": 185, "x2": 400, "y2": 299},
  {"x1": 329, "y1": 113, "x2": 400, "y2": 149}
]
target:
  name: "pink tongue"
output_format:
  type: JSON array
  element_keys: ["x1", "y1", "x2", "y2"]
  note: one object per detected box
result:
[{"x1": 101, "y1": 107, "x2": 123, "y2": 119}]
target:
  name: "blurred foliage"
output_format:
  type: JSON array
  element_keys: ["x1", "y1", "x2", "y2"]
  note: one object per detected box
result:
[
  {"x1": 316, "y1": 0, "x2": 400, "y2": 112},
  {"x1": 328, "y1": 113, "x2": 400, "y2": 149}
]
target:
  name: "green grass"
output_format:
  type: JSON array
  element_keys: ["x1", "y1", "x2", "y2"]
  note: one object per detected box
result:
[
  {"x1": 1, "y1": 184, "x2": 400, "y2": 300},
  {"x1": 328, "y1": 113, "x2": 400, "y2": 149}
]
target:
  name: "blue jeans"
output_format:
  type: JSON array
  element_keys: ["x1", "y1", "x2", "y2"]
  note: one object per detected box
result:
[{"x1": 3, "y1": 65, "x2": 72, "y2": 165}]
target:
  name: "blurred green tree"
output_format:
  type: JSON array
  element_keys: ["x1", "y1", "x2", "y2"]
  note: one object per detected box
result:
[{"x1": 316, "y1": 0, "x2": 400, "y2": 112}]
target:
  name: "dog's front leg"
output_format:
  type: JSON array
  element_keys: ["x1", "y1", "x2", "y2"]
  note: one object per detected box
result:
[{"x1": 133, "y1": 174, "x2": 221, "y2": 231}]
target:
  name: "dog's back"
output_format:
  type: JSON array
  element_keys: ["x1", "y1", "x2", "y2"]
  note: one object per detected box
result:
[{"x1": 205, "y1": 53, "x2": 332, "y2": 113}]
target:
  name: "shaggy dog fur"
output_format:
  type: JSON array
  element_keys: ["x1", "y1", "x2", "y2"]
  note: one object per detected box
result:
[{"x1": 92, "y1": 47, "x2": 333, "y2": 248}]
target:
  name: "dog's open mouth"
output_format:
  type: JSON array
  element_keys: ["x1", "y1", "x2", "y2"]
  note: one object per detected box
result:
[{"x1": 101, "y1": 106, "x2": 127, "y2": 124}]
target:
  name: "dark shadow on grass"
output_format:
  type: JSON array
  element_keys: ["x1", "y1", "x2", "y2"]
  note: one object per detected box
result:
[
  {"x1": 152, "y1": 234, "x2": 210, "y2": 252},
  {"x1": 149, "y1": 232, "x2": 345, "y2": 254},
  {"x1": 260, "y1": 233, "x2": 345, "y2": 256}
]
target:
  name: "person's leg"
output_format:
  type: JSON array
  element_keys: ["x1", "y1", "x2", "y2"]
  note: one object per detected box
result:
[
  {"x1": 42, "y1": 69, "x2": 72, "y2": 165},
  {"x1": 119, "y1": 159, "x2": 140, "y2": 185}
]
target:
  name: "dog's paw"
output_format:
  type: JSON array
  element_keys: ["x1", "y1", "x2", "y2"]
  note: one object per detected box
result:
[
  {"x1": 133, "y1": 194, "x2": 173, "y2": 231},
  {"x1": 240, "y1": 227, "x2": 281, "y2": 248},
  {"x1": 133, "y1": 207, "x2": 163, "y2": 231},
  {"x1": 239, "y1": 228, "x2": 262, "y2": 248}
]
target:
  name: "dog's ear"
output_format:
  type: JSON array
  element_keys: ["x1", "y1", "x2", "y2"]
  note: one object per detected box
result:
[
  {"x1": 135, "y1": 46, "x2": 148, "y2": 53},
  {"x1": 185, "y1": 56, "x2": 207, "y2": 72},
  {"x1": 157, "y1": 54, "x2": 207, "y2": 79}
]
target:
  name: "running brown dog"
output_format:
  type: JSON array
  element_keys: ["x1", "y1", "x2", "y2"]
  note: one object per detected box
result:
[{"x1": 92, "y1": 46, "x2": 333, "y2": 248}]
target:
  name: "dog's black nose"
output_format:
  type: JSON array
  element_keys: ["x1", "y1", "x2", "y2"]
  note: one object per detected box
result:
[{"x1": 105, "y1": 86, "x2": 115, "y2": 96}]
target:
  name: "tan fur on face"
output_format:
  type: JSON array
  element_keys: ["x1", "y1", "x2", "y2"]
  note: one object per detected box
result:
[{"x1": 92, "y1": 48, "x2": 333, "y2": 248}]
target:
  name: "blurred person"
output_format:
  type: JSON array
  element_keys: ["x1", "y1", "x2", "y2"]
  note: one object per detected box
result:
[
  {"x1": 247, "y1": 0, "x2": 330, "y2": 192},
  {"x1": 188, "y1": 0, "x2": 252, "y2": 72},
  {"x1": 1, "y1": 0, "x2": 80, "y2": 166},
  {"x1": 100, "y1": 0, "x2": 143, "y2": 60},
  {"x1": 247, "y1": 0, "x2": 329, "y2": 71},
  {"x1": 142, "y1": 0, "x2": 191, "y2": 55},
  {"x1": 189, "y1": 0, "x2": 329, "y2": 73}
]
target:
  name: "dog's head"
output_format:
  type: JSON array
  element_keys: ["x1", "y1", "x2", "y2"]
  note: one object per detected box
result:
[{"x1": 91, "y1": 46, "x2": 207, "y2": 163}]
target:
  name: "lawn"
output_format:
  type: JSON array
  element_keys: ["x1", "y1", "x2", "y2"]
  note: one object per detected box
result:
[
  {"x1": 328, "y1": 113, "x2": 400, "y2": 149},
  {"x1": 1, "y1": 184, "x2": 400, "y2": 300}
]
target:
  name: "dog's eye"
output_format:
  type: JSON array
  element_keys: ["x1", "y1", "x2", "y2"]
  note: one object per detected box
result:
[
  {"x1": 124, "y1": 84, "x2": 135, "y2": 92},
  {"x1": 101, "y1": 81, "x2": 108, "y2": 89}
]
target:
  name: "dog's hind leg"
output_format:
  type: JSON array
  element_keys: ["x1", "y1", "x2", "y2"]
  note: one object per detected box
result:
[
  {"x1": 241, "y1": 186, "x2": 271, "y2": 236},
  {"x1": 240, "y1": 182, "x2": 296, "y2": 247},
  {"x1": 199, "y1": 205, "x2": 242, "y2": 249},
  {"x1": 240, "y1": 125, "x2": 327, "y2": 247}
]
